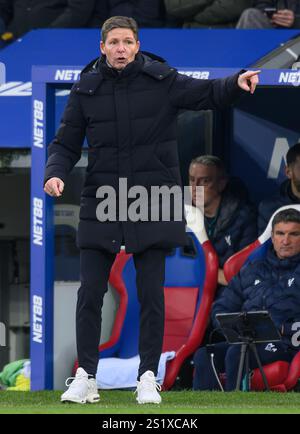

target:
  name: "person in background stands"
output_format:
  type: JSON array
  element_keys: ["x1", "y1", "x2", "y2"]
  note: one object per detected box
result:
[
  {"x1": 237, "y1": 0, "x2": 300, "y2": 29},
  {"x1": 88, "y1": 0, "x2": 167, "y2": 28},
  {"x1": 164, "y1": 0, "x2": 252, "y2": 28},
  {"x1": 0, "y1": 0, "x2": 95, "y2": 44},
  {"x1": 189, "y1": 155, "x2": 257, "y2": 295}
]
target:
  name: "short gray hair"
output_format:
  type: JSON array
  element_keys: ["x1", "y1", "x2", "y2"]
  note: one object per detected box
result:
[
  {"x1": 272, "y1": 208, "x2": 300, "y2": 230},
  {"x1": 101, "y1": 16, "x2": 139, "y2": 42},
  {"x1": 190, "y1": 155, "x2": 227, "y2": 178}
]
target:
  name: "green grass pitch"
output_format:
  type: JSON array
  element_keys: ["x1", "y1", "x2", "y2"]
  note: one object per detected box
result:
[{"x1": 1, "y1": 390, "x2": 300, "y2": 414}]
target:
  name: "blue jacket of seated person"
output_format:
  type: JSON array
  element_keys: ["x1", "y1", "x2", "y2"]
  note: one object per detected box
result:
[{"x1": 212, "y1": 247, "x2": 300, "y2": 350}]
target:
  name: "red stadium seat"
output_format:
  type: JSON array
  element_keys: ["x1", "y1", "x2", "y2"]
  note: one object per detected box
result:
[{"x1": 74, "y1": 205, "x2": 219, "y2": 389}]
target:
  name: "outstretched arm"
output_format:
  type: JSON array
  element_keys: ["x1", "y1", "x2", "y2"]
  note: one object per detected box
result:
[{"x1": 169, "y1": 69, "x2": 260, "y2": 111}]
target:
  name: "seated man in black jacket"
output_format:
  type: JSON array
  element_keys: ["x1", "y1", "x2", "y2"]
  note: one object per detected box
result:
[
  {"x1": 258, "y1": 143, "x2": 300, "y2": 233},
  {"x1": 189, "y1": 155, "x2": 257, "y2": 292},
  {"x1": 193, "y1": 208, "x2": 300, "y2": 391}
]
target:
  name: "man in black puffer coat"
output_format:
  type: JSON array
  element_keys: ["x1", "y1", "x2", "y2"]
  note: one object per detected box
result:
[
  {"x1": 44, "y1": 16, "x2": 259, "y2": 404},
  {"x1": 193, "y1": 208, "x2": 300, "y2": 391},
  {"x1": 258, "y1": 143, "x2": 300, "y2": 234}
]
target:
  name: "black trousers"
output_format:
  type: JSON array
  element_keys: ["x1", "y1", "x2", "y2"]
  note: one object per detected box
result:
[{"x1": 76, "y1": 248, "x2": 167, "y2": 379}]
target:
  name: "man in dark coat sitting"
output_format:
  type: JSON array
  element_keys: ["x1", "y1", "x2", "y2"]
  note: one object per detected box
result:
[
  {"x1": 189, "y1": 155, "x2": 257, "y2": 293},
  {"x1": 44, "y1": 15, "x2": 259, "y2": 404},
  {"x1": 258, "y1": 143, "x2": 300, "y2": 234},
  {"x1": 193, "y1": 208, "x2": 300, "y2": 391}
]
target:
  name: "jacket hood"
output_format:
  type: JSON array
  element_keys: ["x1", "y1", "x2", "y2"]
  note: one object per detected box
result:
[
  {"x1": 80, "y1": 51, "x2": 172, "y2": 76},
  {"x1": 76, "y1": 52, "x2": 175, "y2": 95},
  {"x1": 140, "y1": 51, "x2": 167, "y2": 64}
]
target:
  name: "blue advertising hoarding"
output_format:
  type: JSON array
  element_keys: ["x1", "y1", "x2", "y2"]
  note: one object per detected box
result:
[
  {"x1": 30, "y1": 82, "x2": 55, "y2": 390},
  {"x1": 1, "y1": 28, "x2": 300, "y2": 148},
  {"x1": 31, "y1": 64, "x2": 300, "y2": 389}
]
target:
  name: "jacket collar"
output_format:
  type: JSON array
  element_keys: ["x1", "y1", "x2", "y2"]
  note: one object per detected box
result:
[
  {"x1": 99, "y1": 52, "x2": 144, "y2": 79},
  {"x1": 141, "y1": 51, "x2": 175, "y2": 80},
  {"x1": 266, "y1": 247, "x2": 300, "y2": 270},
  {"x1": 76, "y1": 51, "x2": 175, "y2": 94}
]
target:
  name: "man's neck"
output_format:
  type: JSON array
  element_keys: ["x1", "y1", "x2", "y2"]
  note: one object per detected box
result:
[
  {"x1": 106, "y1": 59, "x2": 123, "y2": 72},
  {"x1": 291, "y1": 182, "x2": 300, "y2": 200},
  {"x1": 204, "y1": 196, "x2": 221, "y2": 218}
]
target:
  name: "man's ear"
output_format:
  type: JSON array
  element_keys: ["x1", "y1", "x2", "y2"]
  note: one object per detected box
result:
[
  {"x1": 135, "y1": 40, "x2": 140, "y2": 54},
  {"x1": 285, "y1": 165, "x2": 292, "y2": 180},
  {"x1": 100, "y1": 41, "x2": 105, "y2": 55}
]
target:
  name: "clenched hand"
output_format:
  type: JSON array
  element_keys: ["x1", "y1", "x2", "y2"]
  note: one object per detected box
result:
[{"x1": 44, "y1": 177, "x2": 65, "y2": 197}]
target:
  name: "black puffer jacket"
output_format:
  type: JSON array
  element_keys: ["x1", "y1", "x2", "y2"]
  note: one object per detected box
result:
[
  {"x1": 207, "y1": 179, "x2": 258, "y2": 267},
  {"x1": 258, "y1": 180, "x2": 300, "y2": 233},
  {"x1": 213, "y1": 248, "x2": 300, "y2": 350},
  {"x1": 45, "y1": 52, "x2": 244, "y2": 253},
  {"x1": 0, "y1": 0, "x2": 95, "y2": 38}
]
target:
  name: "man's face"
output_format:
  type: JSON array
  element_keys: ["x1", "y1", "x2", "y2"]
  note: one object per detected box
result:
[
  {"x1": 189, "y1": 163, "x2": 227, "y2": 209},
  {"x1": 100, "y1": 28, "x2": 140, "y2": 70},
  {"x1": 272, "y1": 221, "x2": 300, "y2": 259},
  {"x1": 286, "y1": 156, "x2": 300, "y2": 193}
]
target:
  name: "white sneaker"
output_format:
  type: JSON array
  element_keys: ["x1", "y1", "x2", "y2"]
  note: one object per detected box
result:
[
  {"x1": 61, "y1": 367, "x2": 100, "y2": 404},
  {"x1": 135, "y1": 370, "x2": 162, "y2": 404}
]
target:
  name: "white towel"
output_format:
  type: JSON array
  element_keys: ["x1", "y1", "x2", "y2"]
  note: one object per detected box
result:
[{"x1": 96, "y1": 351, "x2": 176, "y2": 389}]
